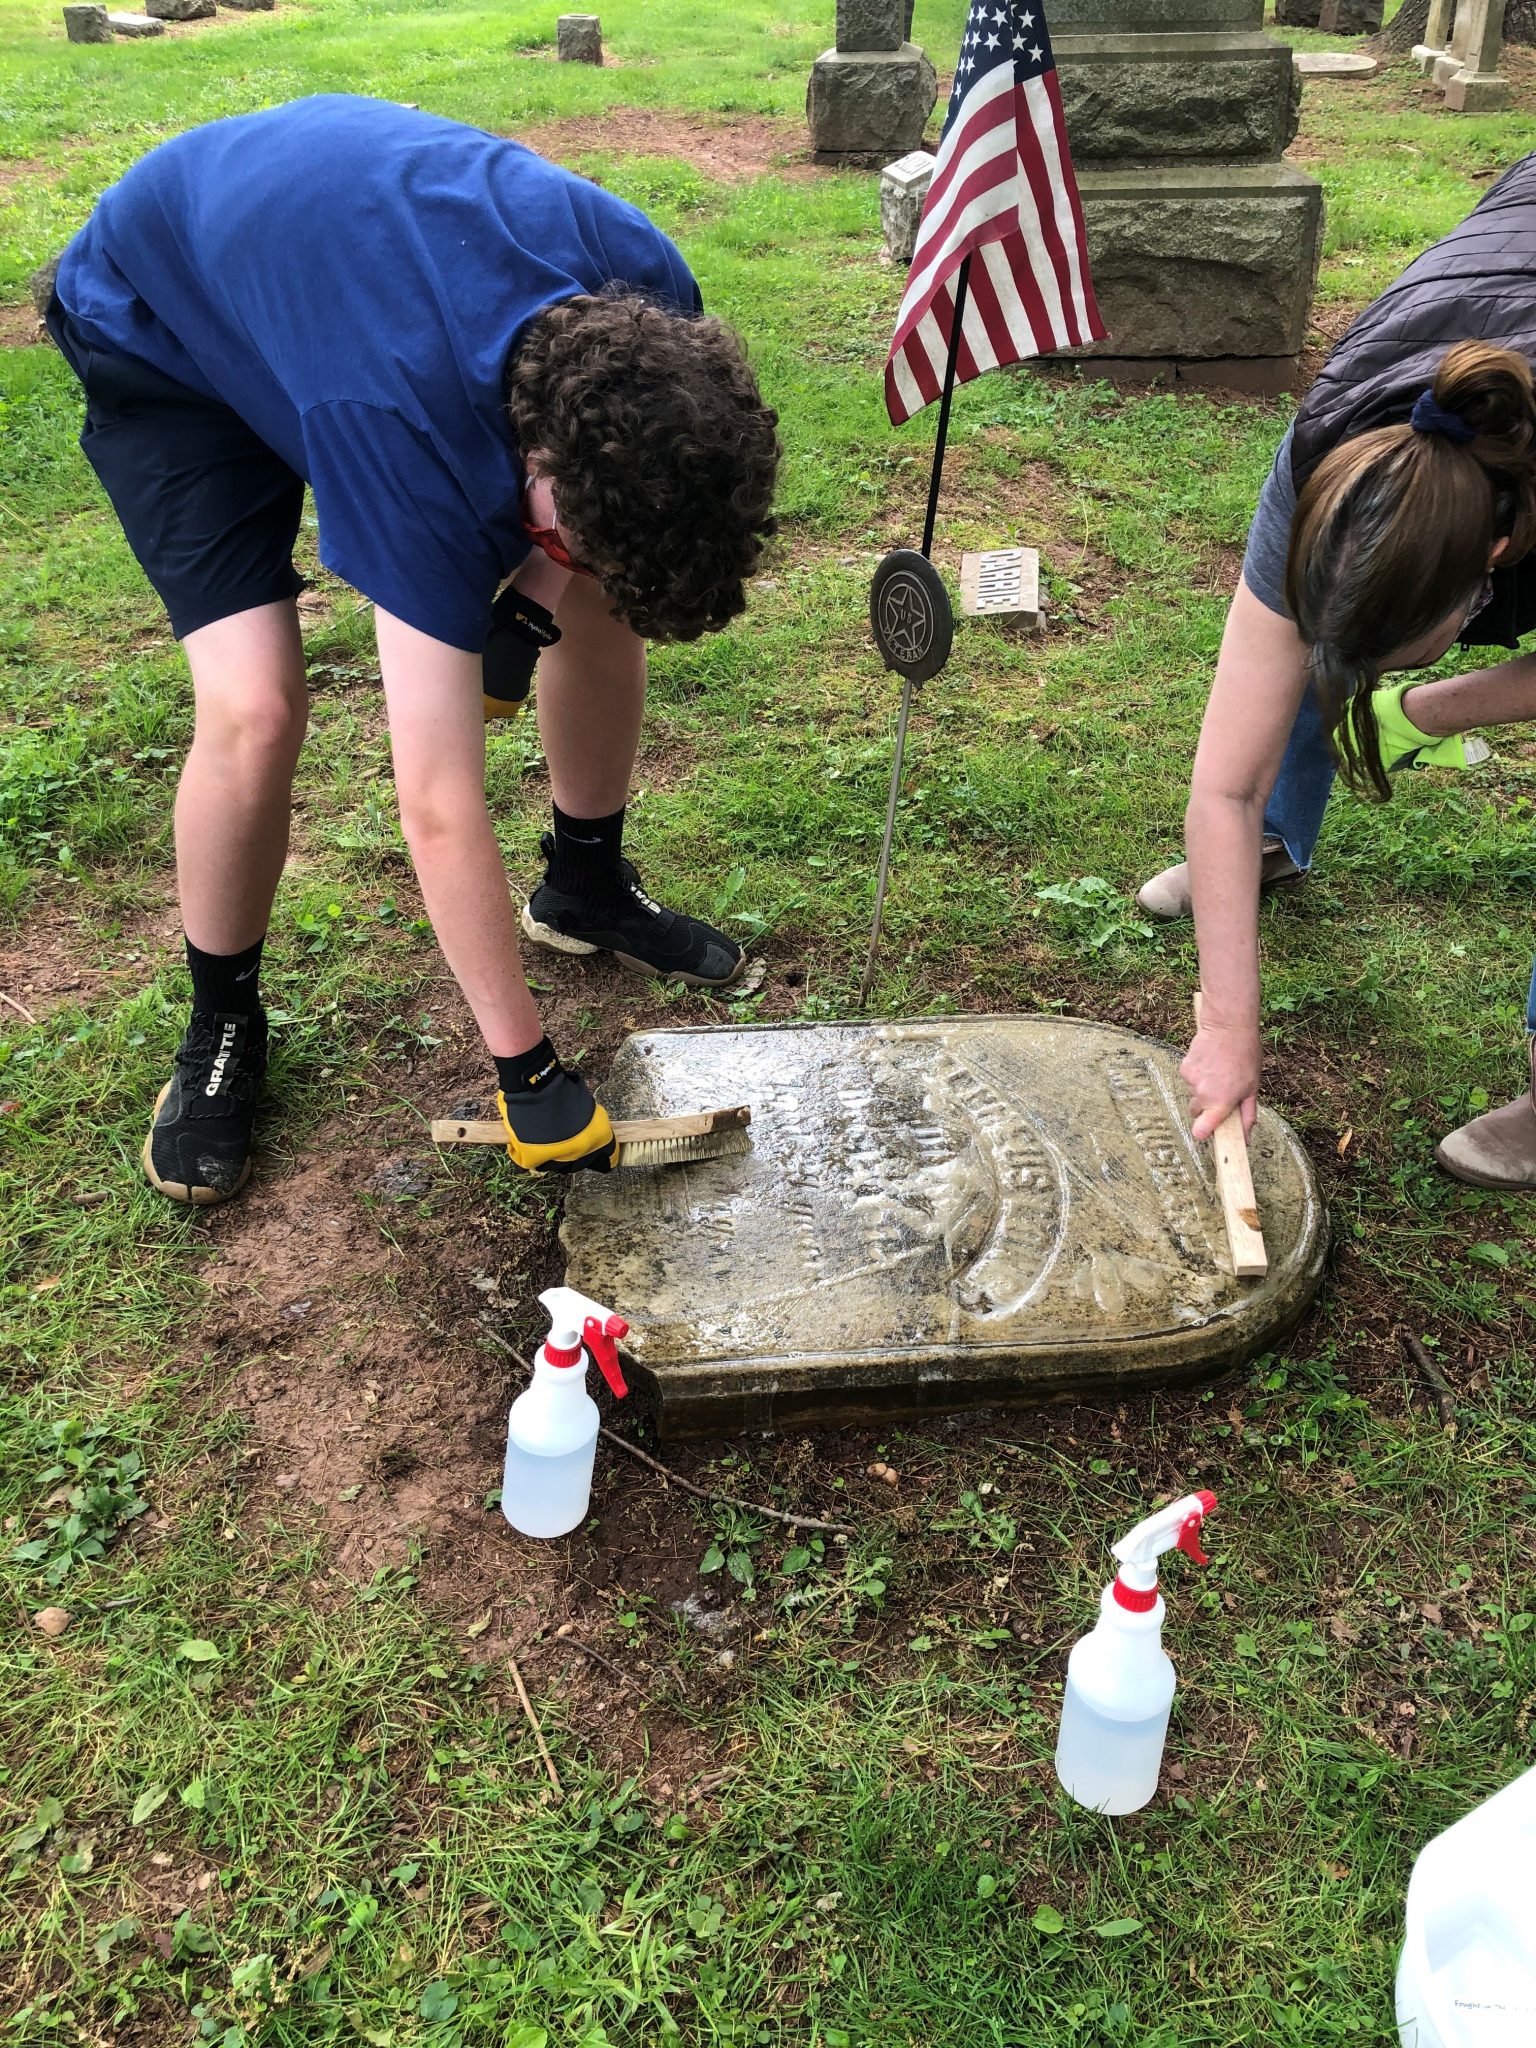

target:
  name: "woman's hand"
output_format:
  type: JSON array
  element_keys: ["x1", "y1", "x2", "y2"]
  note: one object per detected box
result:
[{"x1": 1182, "y1": 1018, "x2": 1261, "y2": 1142}]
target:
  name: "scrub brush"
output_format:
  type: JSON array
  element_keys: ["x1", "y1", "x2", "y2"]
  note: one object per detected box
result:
[{"x1": 432, "y1": 1104, "x2": 752, "y2": 1169}]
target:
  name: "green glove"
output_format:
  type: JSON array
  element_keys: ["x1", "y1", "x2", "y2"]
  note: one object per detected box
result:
[{"x1": 1369, "y1": 679, "x2": 1491, "y2": 773}]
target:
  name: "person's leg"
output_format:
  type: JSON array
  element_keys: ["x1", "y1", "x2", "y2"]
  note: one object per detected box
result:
[
  {"x1": 1139, "y1": 691, "x2": 1330, "y2": 919},
  {"x1": 177, "y1": 601, "x2": 308, "y2": 951},
  {"x1": 522, "y1": 577, "x2": 749, "y2": 987},
  {"x1": 143, "y1": 602, "x2": 307, "y2": 1205},
  {"x1": 1260, "y1": 683, "x2": 1335, "y2": 872}
]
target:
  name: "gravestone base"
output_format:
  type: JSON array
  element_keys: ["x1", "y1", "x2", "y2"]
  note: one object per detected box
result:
[
  {"x1": 562, "y1": 1017, "x2": 1326, "y2": 1438},
  {"x1": 807, "y1": 44, "x2": 938, "y2": 161},
  {"x1": 1070, "y1": 161, "x2": 1322, "y2": 361},
  {"x1": 1443, "y1": 65, "x2": 1510, "y2": 106}
]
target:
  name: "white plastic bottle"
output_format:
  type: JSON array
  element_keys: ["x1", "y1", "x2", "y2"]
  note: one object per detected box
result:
[
  {"x1": 1054, "y1": 1490, "x2": 1217, "y2": 1816},
  {"x1": 1396, "y1": 1762, "x2": 1536, "y2": 2047},
  {"x1": 501, "y1": 1287, "x2": 629, "y2": 1540}
]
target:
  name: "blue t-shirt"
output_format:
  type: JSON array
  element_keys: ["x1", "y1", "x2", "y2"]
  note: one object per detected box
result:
[
  {"x1": 1240, "y1": 424, "x2": 1297, "y2": 620},
  {"x1": 57, "y1": 95, "x2": 702, "y2": 651}
]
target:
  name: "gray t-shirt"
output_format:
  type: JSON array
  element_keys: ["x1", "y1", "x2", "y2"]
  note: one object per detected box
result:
[{"x1": 1240, "y1": 423, "x2": 1296, "y2": 619}]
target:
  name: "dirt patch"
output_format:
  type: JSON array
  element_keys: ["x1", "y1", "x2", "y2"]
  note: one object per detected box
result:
[
  {"x1": 518, "y1": 109, "x2": 813, "y2": 183},
  {"x1": 0, "y1": 881, "x2": 181, "y2": 1023},
  {"x1": 0, "y1": 301, "x2": 43, "y2": 348}
]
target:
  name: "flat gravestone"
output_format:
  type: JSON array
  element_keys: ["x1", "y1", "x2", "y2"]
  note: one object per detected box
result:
[
  {"x1": 1293, "y1": 49, "x2": 1379, "y2": 74},
  {"x1": 563, "y1": 1017, "x2": 1326, "y2": 1437}
]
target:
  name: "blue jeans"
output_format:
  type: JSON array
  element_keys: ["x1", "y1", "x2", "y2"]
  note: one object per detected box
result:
[{"x1": 1265, "y1": 691, "x2": 1536, "y2": 1034}]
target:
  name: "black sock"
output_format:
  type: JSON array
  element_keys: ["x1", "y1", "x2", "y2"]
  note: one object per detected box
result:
[
  {"x1": 495, "y1": 1037, "x2": 561, "y2": 1097},
  {"x1": 547, "y1": 802, "x2": 626, "y2": 899},
  {"x1": 185, "y1": 935, "x2": 265, "y2": 1017}
]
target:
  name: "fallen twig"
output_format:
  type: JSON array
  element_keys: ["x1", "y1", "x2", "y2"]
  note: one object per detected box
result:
[
  {"x1": 0, "y1": 991, "x2": 37, "y2": 1026},
  {"x1": 1402, "y1": 1330, "x2": 1456, "y2": 1430},
  {"x1": 554, "y1": 1626, "x2": 640, "y2": 1689},
  {"x1": 598, "y1": 1428, "x2": 853, "y2": 1537},
  {"x1": 508, "y1": 1655, "x2": 561, "y2": 1796},
  {"x1": 474, "y1": 1314, "x2": 851, "y2": 1537}
]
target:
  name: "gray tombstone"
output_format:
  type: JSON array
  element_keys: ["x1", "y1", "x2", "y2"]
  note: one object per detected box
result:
[
  {"x1": 144, "y1": 0, "x2": 216, "y2": 17},
  {"x1": 1052, "y1": 0, "x2": 1323, "y2": 384},
  {"x1": 29, "y1": 255, "x2": 62, "y2": 319},
  {"x1": 63, "y1": 2, "x2": 112, "y2": 38},
  {"x1": 880, "y1": 148, "x2": 935, "y2": 263},
  {"x1": 108, "y1": 10, "x2": 166, "y2": 29},
  {"x1": 557, "y1": 11, "x2": 603, "y2": 62},
  {"x1": 1442, "y1": 0, "x2": 1510, "y2": 107},
  {"x1": 808, "y1": 0, "x2": 937, "y2": 163},
  {"x1": 1317, "y1": 0, "x2": 1383, "y2": 28},
  {"x1": 1413, "y1": 0, "x2": 1454, "y2": 71},
  {"x1": 562, "y1": 1018, "x2": 1326, "y2": 1437}
]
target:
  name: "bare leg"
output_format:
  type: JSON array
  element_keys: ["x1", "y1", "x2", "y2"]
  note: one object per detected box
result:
[
  {"x1": 176, "y1": 602, "x2": 308, "y2": 952},
  {"x1": 1403, "y1": 651, "x2": 1536, "y2": 739},
  {"x1": 536, "y1": 577, "x2": 646, "y2": 816}
]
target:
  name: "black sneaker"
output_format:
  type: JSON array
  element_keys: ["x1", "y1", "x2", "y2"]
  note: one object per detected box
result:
[
  {"x1": 521, "y1": 833, "x2": 758, "y2": 990},
  {"x1": 141, "y1": 1010, "x2": 267, "y2": 1205}
]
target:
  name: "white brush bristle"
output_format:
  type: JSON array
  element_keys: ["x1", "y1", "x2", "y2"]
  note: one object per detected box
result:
[{"x1": 617, "y1": 1129, "x2": 752, "y2": 1170}]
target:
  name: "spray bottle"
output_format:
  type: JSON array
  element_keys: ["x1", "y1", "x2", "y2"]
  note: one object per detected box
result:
[
  {"x1": 501, "y1": 1287, "x2": 629, "y2": 1540},
  {"x1": 1054, "y1": 1490, "x2": 1217, "y2": 1815}
]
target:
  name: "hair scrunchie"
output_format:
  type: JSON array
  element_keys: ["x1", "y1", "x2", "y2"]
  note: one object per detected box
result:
[{"x1": 1410, "y1": 388, "x2": 1478, "y2": 444}]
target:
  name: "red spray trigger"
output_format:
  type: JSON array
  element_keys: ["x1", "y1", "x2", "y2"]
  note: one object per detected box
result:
[
  {"x1": 1175, "y1": 1490, "x2": 1217, "y2": 1567},
  {"x1": 584, "y1": 1315, "x2": 629, "y2": 1400}
]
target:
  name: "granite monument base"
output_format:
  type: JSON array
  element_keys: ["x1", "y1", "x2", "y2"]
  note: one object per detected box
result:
[{"x1": 562, "y1": 1017, "x2": 1327, "y2": 1438}]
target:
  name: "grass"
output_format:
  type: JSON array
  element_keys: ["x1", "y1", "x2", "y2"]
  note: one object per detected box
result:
[{"x1": 4, "y1": 0, "x2": 1536, "y2": 2042}]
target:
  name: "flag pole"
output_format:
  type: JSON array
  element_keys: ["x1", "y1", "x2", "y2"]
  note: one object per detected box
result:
[
  {"x1": 919, "y1": 252, "x2": 972, "y2": 561},
  {"x1": 859, "y1": 253, "x2": 972, "y2": 1006}
]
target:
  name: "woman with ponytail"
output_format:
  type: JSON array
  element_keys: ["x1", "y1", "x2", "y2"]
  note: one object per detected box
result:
[{"x1": 1140, "y1": 155, "x2": 1536, "y2": 1187}]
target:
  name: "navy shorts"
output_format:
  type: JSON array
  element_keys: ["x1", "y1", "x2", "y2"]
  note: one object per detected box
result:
[{"x1": 46, "y1": 295, "x2": 305, "y2": 641}]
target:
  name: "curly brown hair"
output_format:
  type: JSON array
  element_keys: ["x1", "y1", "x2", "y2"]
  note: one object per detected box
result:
[{"x1": 506, "y1": 292, "x2": 781, "y2": 643}]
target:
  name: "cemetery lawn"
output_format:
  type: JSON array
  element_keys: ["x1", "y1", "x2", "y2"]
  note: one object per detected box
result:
[{"x1": 4, "y1": 1, "x2": 1536, "y2": 2041}]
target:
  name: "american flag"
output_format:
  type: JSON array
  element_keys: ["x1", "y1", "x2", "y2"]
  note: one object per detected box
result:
[{"x1": 884, "y1": 0, "x2": 1105, "y2": 425}]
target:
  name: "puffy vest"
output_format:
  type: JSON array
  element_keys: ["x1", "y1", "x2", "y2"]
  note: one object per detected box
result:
[{"x1": 1290, "y1": 151, "x2": 1536, "y2": 651}]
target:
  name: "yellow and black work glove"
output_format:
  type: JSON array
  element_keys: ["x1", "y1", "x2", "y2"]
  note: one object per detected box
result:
[
  {"x1": 483, "y1": 588, "x2": 562, "y2": 723},
  {"x1": 496, "y1": 1037, "x2": 619, "y2": 1174}
]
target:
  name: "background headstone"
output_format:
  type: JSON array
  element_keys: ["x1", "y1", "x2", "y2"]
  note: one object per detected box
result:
[
  {"x1": 557, "y1": 12, "x2": 603, "y2": 61},
  {"x1": 222, "y1": 0, "x2": 276, "y2": 12},
  {"x1": 29, "y1": 255, "x2": 62, "y2": 319},
  {"x1": 880, "y1": 148, "x2": 934, "y2": 262},
  {"x1": 1442, "y1": 0, "x2": 1511, "y2": 102},
  {"x1": 108, "y1": 11, "x2": 166, "y2": 30},
  {"x1": 144, "y1": 0, "x2": 216, "y2": 18},
  {"x1": 1317, "y1": 0, "x2": 1382, "y2": 27},
  {"x1": 63, "y1": 2, "x2": 111, "y2": 38},
  {"x1": 1273, "y1": 0, "x2": 1320, "y2": 22},
  {"x1": 1412, "y1": 0, "x2": 1455, "y2": 67},
  {"x1": 1052, "y1": 0, "x2": 1323, "y2": 384},
  {"x1": 808, "y1": 0, "x2": 937, "y2": 163}
]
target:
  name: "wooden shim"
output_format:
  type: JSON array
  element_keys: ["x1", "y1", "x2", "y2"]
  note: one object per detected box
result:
[
  {"x1": 1191, "y1": 995, "x2": 1268, "y2": 1279},
  {"x1": 432, "y1": 1105, "x2": 751, "y2": 1148}
]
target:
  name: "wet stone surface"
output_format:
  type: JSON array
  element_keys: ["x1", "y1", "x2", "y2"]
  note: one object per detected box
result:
[{"x1": 563, "y1": 1017, "x2": 1327, "y2": 1437}]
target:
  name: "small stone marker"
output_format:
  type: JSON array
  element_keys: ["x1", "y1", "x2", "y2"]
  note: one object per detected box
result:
[
  {"x1": 879, "y1": 149, "x2": 934, "y2": 265},
  {"x1": 557, "y1": 12, "x2": 602, "y2": 62},
  {"x1": 63, "y1": 2, "x2": 111, "y2": 38},
  {"x1": 960, "y1": 547, "x2": 1041, "y2": 627},
  {"x1": 1292, "y1": 49, "x2": 1378, "y2": 73},
  {"x1": 562, "y1": 1017, "x2": 1326, "y2": 1436},
  {"x1": 108, "y1": 10, "x2": 165, "y2": 30},
  {"x1": 1413, "y1": 0, "x2": 1454, "y2": 71}
]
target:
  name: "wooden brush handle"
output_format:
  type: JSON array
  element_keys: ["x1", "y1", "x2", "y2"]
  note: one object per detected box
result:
[
  {"x1": 432, "y1": 1105, "x2": 751, "y2": 1148},
  {"x1": 1191, "y1": 995, "x2": 1268, "y2": 1279}
]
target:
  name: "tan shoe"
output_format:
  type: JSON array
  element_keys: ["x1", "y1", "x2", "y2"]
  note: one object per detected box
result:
[
  {"x1": 1136, "y1": 840, "x2": 1307, "y2": 922},
  {"x1": 1436, "y1": 1042, "x2": 1536, "y2": 1189}
]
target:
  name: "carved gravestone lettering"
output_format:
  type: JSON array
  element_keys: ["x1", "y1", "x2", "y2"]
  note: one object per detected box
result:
[{"x1": 562, "y1": 1017, "x2": 1326, "y2": 1436}]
